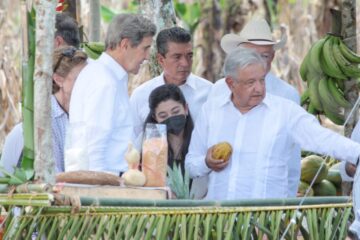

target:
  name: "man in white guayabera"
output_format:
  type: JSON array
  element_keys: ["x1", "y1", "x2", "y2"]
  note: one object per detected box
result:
[{"x1": 185, "y1": 47, "x2": 360, "y2": 200}]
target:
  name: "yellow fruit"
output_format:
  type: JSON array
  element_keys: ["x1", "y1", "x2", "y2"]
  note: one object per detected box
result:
[{"x1": 212, "y1": 142, "x2": 232, "y2": 161}]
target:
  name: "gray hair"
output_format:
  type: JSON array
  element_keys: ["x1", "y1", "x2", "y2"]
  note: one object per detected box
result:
[
  {"x1": 105, "y1": 14, "x2": 157, "y2": 50},
  {"x1": 223, "y1": 47, "x2": 266, "y2": 79}
]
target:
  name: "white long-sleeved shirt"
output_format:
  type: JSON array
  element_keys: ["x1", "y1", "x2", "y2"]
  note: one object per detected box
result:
[
  {"x1": 1, "y1": 96, "x2": 68, "y2": 173},
  {"x1": 68, "y1": 52, "x2": 133, "y2": 174},
  {"x1": 185, "y1": 93, "x2": 360, "y2": 200},
  {"x1": 208, "y1": 72, "x2": 301, "y2": 197},
  {"x1": 130, "y1": 73, "x2": 213, "y2": 139}
]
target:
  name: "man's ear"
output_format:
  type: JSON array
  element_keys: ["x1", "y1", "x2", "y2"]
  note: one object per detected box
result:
[
  {"x1": 52, "y1": 73, "x2": 64, "y2": 88},
  {"x1": 225, "y1": 76, "x2": 235, "y2": 90},
  {"x1": 54, "y1": 36, "x2": 65, "y2": 48},
  {"x1": 157, "y1": 53, "x2": 165, "y2": 66},
  {"x1": 119, "y1": 38, "x2": 130, "y2": 50}
]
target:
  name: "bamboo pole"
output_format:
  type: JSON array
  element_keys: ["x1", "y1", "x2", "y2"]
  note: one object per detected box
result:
[
  {"x1": 79, "y1": 196, "x2": 351, "y2": 207},
  {"x1": 33, "y1": 0, "x2": 57, "y2": 184}
]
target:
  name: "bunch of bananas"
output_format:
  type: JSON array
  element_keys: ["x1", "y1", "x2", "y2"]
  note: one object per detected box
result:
[
  {"x1": 82, "y1": 42, "x2": 105, "y2": 60},
  {"x1": 300, "y1": 34, "x2": 360, "y2": 125}
]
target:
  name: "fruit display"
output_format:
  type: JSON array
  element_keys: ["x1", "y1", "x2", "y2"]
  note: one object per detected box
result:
[
  {"x1": 211, "y1": 142, "x2": 233, "y2": 161},
  {"x1": 82, "y1": 42, "x2": 105, "y2": 59},
  {"x1": 298, "y1": 155, "x2": 343, "y2": 197},
  {"x1": 300, "y1": 34, "x2": 360, "y2": 124}
]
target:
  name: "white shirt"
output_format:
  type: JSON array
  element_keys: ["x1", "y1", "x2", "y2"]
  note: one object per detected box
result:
[
  {"x1": 0, "y1": 96, "x2": 68, "y2": 174},
  {"x1": 130, "y1": 73, "x2": 213, "y2": 139},
  {"x1": 339, "y1": 121, "x2": 360, "y2": 181},
  {"x1": 185, "y1": 93, "x2": 360, "y2": 200},
  {"x1": 68, "y1": 52, "x2": 133, "y2": 174},
  {"x1": 208, "y1": 72, "x2": 301, "y2": 197}
]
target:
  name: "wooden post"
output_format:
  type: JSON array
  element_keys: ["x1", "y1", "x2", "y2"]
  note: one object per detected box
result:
[{"x1": 34, "y1": 0, "x2": 57, "y2": 184}]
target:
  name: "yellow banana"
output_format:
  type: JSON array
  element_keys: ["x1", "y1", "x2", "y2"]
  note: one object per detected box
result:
[
  {"x1": 339, "y1": 39, "x2": 360, "y2": 64},
  {"x1": 321, "y1": 36, "x2": 347, "y2": 80}
]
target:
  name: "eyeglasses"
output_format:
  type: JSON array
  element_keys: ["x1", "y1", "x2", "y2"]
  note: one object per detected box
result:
[{"x1": 53, "y1": 47, "x2": 77, "y2": 73}]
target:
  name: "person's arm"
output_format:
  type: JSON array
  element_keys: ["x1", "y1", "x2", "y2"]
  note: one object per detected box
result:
[
  {"x1": 0, "y1": 123, "x2": 24, "y2": 174},
  {"x1": 129, "y1": 90, "x2": 145, "y2": 147},
  {"x1": 289, "y1": 105, "x2": 360, "y2": 164},
  {"x1": 185, "y1": 105, "x2": 212, "y2": 178}
]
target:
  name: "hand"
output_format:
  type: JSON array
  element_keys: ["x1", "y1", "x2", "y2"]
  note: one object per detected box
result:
[
  {"x1": 205, "y1": 146, "x2": 229, "y2": 172},
  {"x1": 345, "y1": 162, "x2": 357, "y2": 178}
]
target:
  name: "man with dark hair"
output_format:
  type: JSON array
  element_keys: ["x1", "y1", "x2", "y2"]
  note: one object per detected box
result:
[
  {"x1": 130, "y1": 26, "x2": 212, "y2": 138},
  {"x1": 54, "y1": 13, "x2": 80, "y2": 48},
  {"x1": 68, "y1": 14, "x2": 156, "y2": 175},
  {"x1": 130, "y1": 26, "x2": 212, "y2": 198}
]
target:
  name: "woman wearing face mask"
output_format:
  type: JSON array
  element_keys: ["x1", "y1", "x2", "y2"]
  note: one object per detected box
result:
[{"x1": 144, "y1": 84, "x2": 194, "y2": 174}]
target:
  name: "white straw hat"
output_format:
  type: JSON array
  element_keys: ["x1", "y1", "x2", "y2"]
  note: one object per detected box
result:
[{"x1": 221, "y1": 19, "x2": 287, "y2": 54}]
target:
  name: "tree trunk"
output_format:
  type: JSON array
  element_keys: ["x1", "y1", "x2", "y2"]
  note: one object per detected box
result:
[
  {"x1": 129, "y1": 0, "x2": 176, "y2": 94},
  {"x1": 89, "y1": 0, "x2": 101, "y2": 42},
  {"x1": 34, "y1": 0, "x2": 57, "y2": 184},
  {"x1": 194, "y1": 0, "x2": 223, "y2": 82}
]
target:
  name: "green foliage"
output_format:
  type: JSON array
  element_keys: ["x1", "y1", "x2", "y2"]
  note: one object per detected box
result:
[
  {"x1": 100, "y1": 5, "x2": 116, "y2": 23},
  {"x1": 100, "y1": 1, "x2": 139, "y2": 23},
  {"x1": 167, "y1": 163, "x2": 192, "y2": 199},
  {"x1": 174, "y1": 0, "x2": 201, "y2": 33}
]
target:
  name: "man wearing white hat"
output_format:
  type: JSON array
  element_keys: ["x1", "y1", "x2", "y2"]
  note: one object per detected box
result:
[{"x1": 207, "y1": 18, "x2": 301, "y2": 197}]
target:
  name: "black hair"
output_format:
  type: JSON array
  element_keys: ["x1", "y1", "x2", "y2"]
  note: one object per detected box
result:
[
  {"x1": 144, "y1": 84, "x2": 194, "y2": 173},
  {"x1": 156, "y1": 27, "x2": 192, "y2": 56},
  {"x1": 55, "y1": 13, "x2": 80, "y2": 48}
]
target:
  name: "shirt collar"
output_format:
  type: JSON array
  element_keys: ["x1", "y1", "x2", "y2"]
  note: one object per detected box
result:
[
  {"x1": 98, "y1": 52, "x2": 128, "y2": 81},
  {"x1": 159, "y1": 72, "x2": 197, "y2": 90},
  {"x1": 51, "y1": 95, "x2": 67, "y2": 119},
  {"x1": 218, "y1": 90, "x2": 271, "y2": 109}
]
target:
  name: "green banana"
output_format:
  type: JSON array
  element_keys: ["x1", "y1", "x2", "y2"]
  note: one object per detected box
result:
[
  {"x1": 300, "y1": 51, "x2": 311, "y2": 82},
  {"x1": 307, "y1": 71, "x2": 324, "y2": 111},
  {"x1": 339, "y1": 39, "x2": 360, "y2": 63},
  {"x1": 301, "y1": 89, "x2": 310, "y2": 106},
  {"x1": 321, "y1": 36, "x2": 347, "y2": 80},
  {"x1": 308, "y1": 38, "x2": 326, "y2": 74},
  {"x1": 323, "y1": 104, "x2": 345, "y2": 125},
  {"x1": 83, "y1": 44, "x2": 101, "y2": 59},
  {"x1": 318, "y1": 77, "x2": 343, "y2": 112},
  {"x1": 335, "y1": 77, "x2": 345, "y2": 91},
  {"x1": 327, "y1": 77, "x2": 351, "y2": 108},
  {"x1": 332, "y1": 37, "x2": 360, "y2": 78},
  {"x1": 86, "y1": 42, "x2": 105, "y2": 54},
  {"x1": 307, "y1": 101, "x2": 318, "y2": 115}
]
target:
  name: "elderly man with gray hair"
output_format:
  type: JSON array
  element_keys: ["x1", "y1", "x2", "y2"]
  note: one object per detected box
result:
[
  {"x1": 68, "y1": 14, "x2": 156, "y2": 175},
  {"x1": 185, "y1": 47, "x2": 360, "y2": 200}
]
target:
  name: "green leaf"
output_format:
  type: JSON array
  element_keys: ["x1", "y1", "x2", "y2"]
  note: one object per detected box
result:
[
  {"x1": 175, "y1": 2, "x2": 187, "y2": 16},
  {"x1": 100, "y1": 5, "x2": 116, "y2": 23}
]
